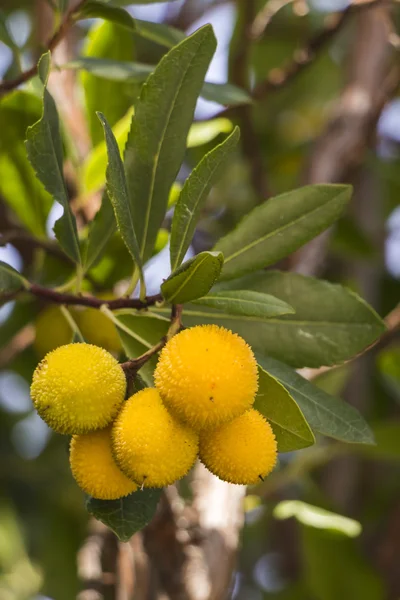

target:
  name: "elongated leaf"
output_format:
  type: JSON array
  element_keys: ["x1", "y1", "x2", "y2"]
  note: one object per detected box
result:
[
  {"x1": 66, "y1": 58, "x2": 249, "y2": 106},
  {"x1": 124, "y1": 25, "x2": 216, "y2": 262},
  {"x1": 215, "y1": 271, "x2": 386, "y2": 367},
  {"x1": 0, "y1": 91, "x2": 52, "y2": 236},
  {"x1": 257, "y1": 355, "x2": 374, "y2": 444},
  {"x1": 170, "y1": 127, "x2": 240, "y2": 271},
  {"x1": 187, "y1": 118, "x2": 233, "y2": 148},
  {"x1": 97, "y1": 112, "x2": 142, "y2": 275},
  {"x1": 86, "y1": 488, "x2": 162, "y2": 542},
  {"x1": 162, "y1": 251, "x2": 223, "y2": 305},
  {"x1": 192, "y1": 290, "x2": 294, "y2": 320},
  {"x1": 274, "y1": 501, "x2": 362, "y2": 537},
  {"x1": 76, "y1": 1, "x2": 136, "y2": 30},
  {"x1": 81, "y1": 21, "x2": 135, "y2": 147},
  {"x1": 84, "y1": 191, "x2": 116, "y2": 271},
  {"x1": 201, "y1": 81, "x2": 252, "y2": 106},
  {"x1": 255, "y1": 366, "x2": 315, "y2": 452},
  {"x1": 215, "y1": 184, "x2": 352, "y2": 280},
  {"x1": 0, "y1": 261, "x2": 26, "y2": 293},
  {"x1": 135, "y1": 19, "x2": 185, "y2": 48},
  {"x1": 25, "y1": 52, "x2": 81, "y2": 264}
]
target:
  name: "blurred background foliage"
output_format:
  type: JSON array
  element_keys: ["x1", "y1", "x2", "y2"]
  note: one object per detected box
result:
[{"x1": 0, "y1": 0, "x2": 400, "y2": 599}]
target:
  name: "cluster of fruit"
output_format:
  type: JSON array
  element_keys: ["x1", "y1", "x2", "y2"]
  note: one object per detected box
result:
[{"x1": 30, "y1": 324, "x2": 278, "y2": 500}]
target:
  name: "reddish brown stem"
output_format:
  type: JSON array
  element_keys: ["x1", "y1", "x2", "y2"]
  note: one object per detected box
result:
[
  {"x1": 0, "y1": 0, "x2": 88, "y2": 96},
  {"x1": 29, "y1": 283, "x2": 162, "y2": 310}
]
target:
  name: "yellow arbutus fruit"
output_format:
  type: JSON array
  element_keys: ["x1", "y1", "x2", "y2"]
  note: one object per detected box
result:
[
  {"x1": 112, "y1": 388, "x2": 199, "y2": 488},
  {"x1": 34, "y1": 305, "x2": 75, "y2": 358},
  {"x1": 70, "y1": 427, "x2": 138, "y2": 500},
  {"x1": 154, "y1": 325, "x2": 258, "y2": 431},
  {"x1": 199, "y1": 409, "x2": 277, "y2": 485},
  {"x1": 30, "y1": 343, "x2": 126, "y2": 434}
]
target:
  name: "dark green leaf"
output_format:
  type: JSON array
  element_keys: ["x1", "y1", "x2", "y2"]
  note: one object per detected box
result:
[
  {"x1": 81, "y1": 21, "x2": 135, "y2": 147},
  {"x1": 25, "y1": 52, "x2": 81, "y2": 264},
  {"x1": 135, "y1": 18, "x2": 185, "y2": 48},
  {"x1": 84, "y1": 191, "x2": 116, "y2": 271},
  {"x1": 161, "y1": 251, "x2": 223, "y2": 305},
  {"x1": 0, "y1": 261, "x2": 26, "y2": 293},
  {"x1": 192, "y1": 290, "x2": 294, "y2": 320},
  {"x1": 216, "y1": 271, "x2": 386, "y2": 367},
  {"x1": 0, "y1": 11, "x2": 16, "y2": 49},
  {"x1": 86, "y1": 488, "x2": 162, "y2": 542},
  {"x1": 65, "y1": 58, "x2": 248, "y2": 106},
  {"x1": 76, "y1": 0, "x2": 136, "y2": 30},
  {"x1": 124, "y1": 25, "x2": 216, "y2": 262},
  {"x1": 0, "y1": 91, "x2": 52, "y2": 236},
  {"x1": 170, "y1": 127, "x2": 240, "y2": 271},
  {"x1": 215, "y1": 184, "x2": 352, "y2": 281},
  {"x1": 255, "y1": 366, "x2": 315, "y2": 452},
  {"x1": 201, "y1": 81, "x2": 252, "y2": 106},
  {"x1": 257, "y1": 355, "x2": 374, "y2": 445},
  {"x1": 97, "y1": 112, "x2": 143, "y2": 277}
]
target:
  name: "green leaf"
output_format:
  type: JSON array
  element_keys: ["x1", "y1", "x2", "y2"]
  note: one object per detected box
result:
[
  {"x1": 81, "y1": 20, "x2": 135, "y2": 147},
  {"x1": 215, "y1": 184, "x2": 352, "y2": 281},
  {"x1": 257, "y1": 355, "x2": 374, "y2": 445},
  {"x1": 75, "y1": 0, "x2": 136, "y2": 30},
  {"x1": 170, "y1": 127, "x2": 240, "y2": 271},
  {"x1": 25, "y1": 52, "x2": 81, "y2": 264},
  {"x1": 192, "y1": 290, "x2": 294, "y2": 320},
  {"x1": 134, "y1": 19, "x2": 185, "y2": 48},
  {"x1": 201, "y1": 81, "x2": 252, "y2": 106},
  {"x1": 82, "y1": 108, "x2": 133, "y2": 194},
  {"x1": 0, "y1": 91, "x2": 52, "y2": 236},
  {"x1": 0, "y1": 261, "x2": 26, "y2": 293},
  {"x1": 187, "y1": 118, "x2": 233, "y2": 148},
  {"x1": 162, "y1": 251, "x2": 223, "y2": 305},
  {"x1": 86, "y1": 488, "x2": 162, "y2": 542},
  {"x1": 255, "y1": 366, "x2": 315, "y2": 452},
  {"x1": 124, "y1": 25, "x2": 216, "y2": 262},
  {"x1": 83, "y1": 191, "x2": 116, "y2": 271},
  {"x1": 114, "y1": 312, "x2": 169, "y2": 385},
  {"x1": 97, "y1": 112, "x2": 143, "y2": 277},
  {"x1": 274, "y1": 500, "x2": 362, "y2": 537},
  {"x1": 217, "y1": 271, "x2": 386, "y2": 367},
  {"x1": 66, "y1": 58, "x2": 247, "y2": 106}
]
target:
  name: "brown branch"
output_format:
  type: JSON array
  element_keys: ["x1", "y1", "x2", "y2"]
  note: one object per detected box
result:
[
  {"x1": 293, "y1": 0, "x2": 396, "y2": 275},
  {"x1": 0, "y1": 0, "x2": 88, "y2": 96},
  {"x1": 0, "y1": 230, "x2": 72, "y2": 264},
  {"x1": 77, "y1": 519, "x2": 119, "y2": 600},
  {"x1": 27, "y1": 283, "x2": 162, "y2": 310},
  {"x1": 252, "y1": 0, "x2": 387, "y2": 100},
  {"x1": 231, "y1": 0, "x2": 271, "y2": 199}
]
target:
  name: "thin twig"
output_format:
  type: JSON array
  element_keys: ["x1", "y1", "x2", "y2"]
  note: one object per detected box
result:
[
  {"x1": 27, "y1": 283, "x2": 162, "y2": 310},
  {"x1": 252, "y1": 0, "x2": 384, "y2": 100},
  {"x1": 0, "y1": 0, "x2": 87, "y2": 96}
]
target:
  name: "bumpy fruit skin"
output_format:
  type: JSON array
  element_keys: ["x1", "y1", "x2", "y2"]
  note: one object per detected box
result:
[
  {"x1": 34, "y1": 305, "x2": 74, "y2": 358},
  {"x1": 199, "y1": 409, "x2": 277, "y2": 485},
  {"x1": 70, "y1": 427, "x2": 138, "y2": 500},
  {"x1": 154, "y1": 325, "x2": 258, "y2": 430},
  {"x1": 112, "y1": 388, "x2": 199, "y2": 488},
  {"x1": 30, "y1": 343, "x2": 126, "y2": 434}
]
